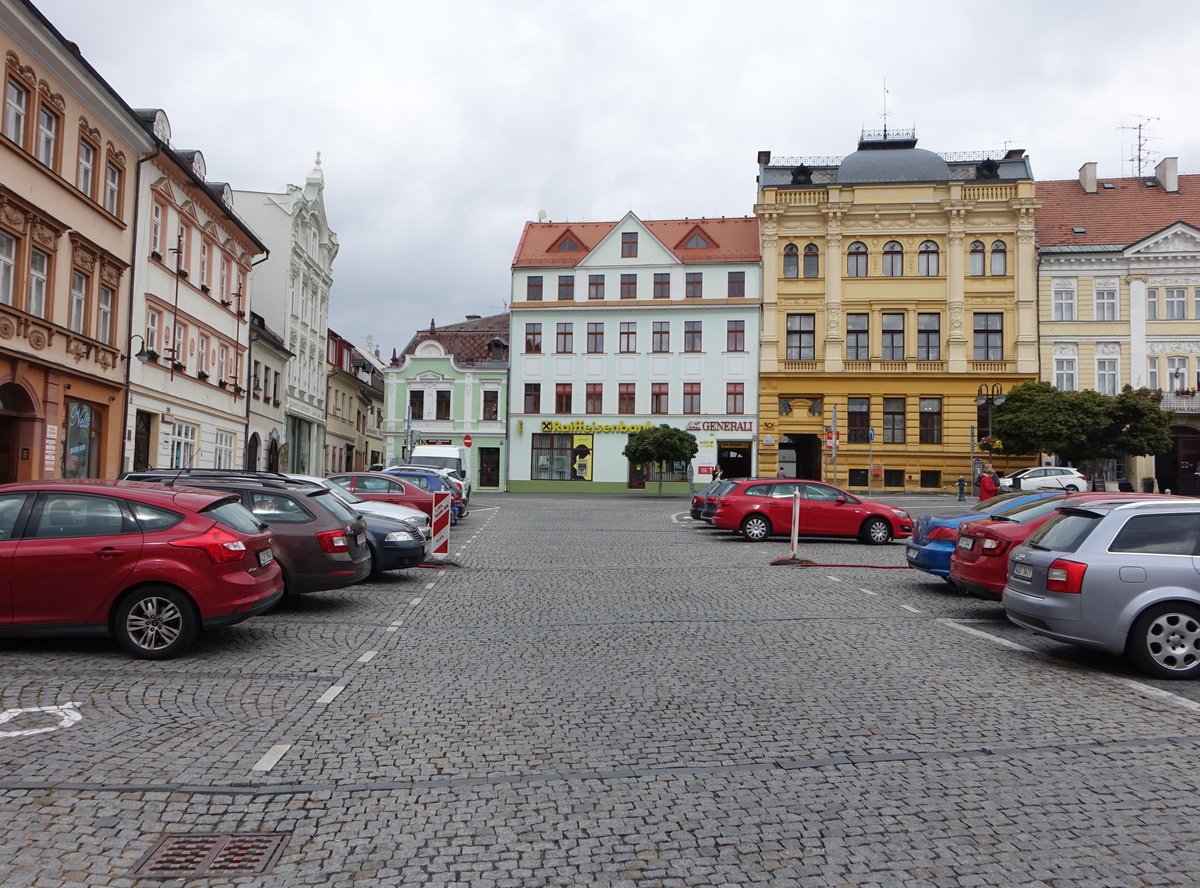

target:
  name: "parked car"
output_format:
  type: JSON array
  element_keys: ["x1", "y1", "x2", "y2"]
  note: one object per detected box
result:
[
  {"x1": 0, "y1": 479, "x2": 282, "y2": 659},
  {"x1": 712, "y1": 479, "x2": 912, "y2": 544},
  {"x1": 700, "y1": 479, "x2": 737, "y2": 523},
  {"x1": 998, "y1": 466, "x2": 1087, "y2": 492},
  {"x1": 384, "y1": 468, "x2": 466, "y2": 523},
  {"x1": 905, "y1": 490, "x2": 1064, "y2": 581},
  {"x1": 950, "y1": 492, "x2": 1176, "y2": 600},
  {"x1": 690, "y1": 480, "x2": 724, "y2": 520},
  {"x1": 388, "y1": 465, "x2": 467, "y2": 503},
  {"x1": 285, "y1": 473, "x2": 431, "y2": 541},
  {"x1": 1004, "y1": 499, "x2": 1200, "y2": 679},
  {"x1": 121, "y1": 471, "x2": 371, "y2": 596},
  {"x1": 327, "y1": 472, "x2": 437, "y2": 522},
  {"x1": 407, "y1": 444, "x2": 472, "y2": 502}
]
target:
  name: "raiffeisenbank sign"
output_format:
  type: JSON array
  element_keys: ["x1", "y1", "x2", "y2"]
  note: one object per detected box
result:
[{"x1": 540, "y1": 420, "x2": 654, "y2": 434}]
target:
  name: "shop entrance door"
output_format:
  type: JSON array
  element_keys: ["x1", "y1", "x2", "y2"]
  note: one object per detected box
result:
[
  {"x1": 628, "y1": 460, "x2": 646, "y2": 489},
  {"x1": 479, "y1": 447, "x2": 500, "y2": 487},
  {"x1": 716, "y1": 441, "x2": 753, "y2": 479},
  {"x1": 133, "y1": 411, "x2": 152, "y2": 470}
]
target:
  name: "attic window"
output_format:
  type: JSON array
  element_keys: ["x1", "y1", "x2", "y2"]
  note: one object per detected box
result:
[
  {"x1": 1144, "y1": 180, "x2": 1158, "y2": 188},
  {"x1": 558, "y1": 237, "x2": 578, "y2": 251},
  {"x1": 686, "y1": 234, "x2": 708, "y2": 249},
  {"x1": 1102, "y1": 183, "x2": 1115, "y2": 189},
  {"x1": 1071, "y1": 227, "x2": 1086, "y2": 234}
]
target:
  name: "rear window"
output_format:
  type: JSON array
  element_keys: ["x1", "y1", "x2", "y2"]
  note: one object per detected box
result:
[
  {"x1": 991, "y1": 496, "x2": 1070, "y2": 524},
  {"x1": 311, "y1": 490, "x2": 358, "y2": 523},
  {"x1": 1027, "y1": 510, "x2": 1102, "y2": 553},
  {"x1": 249, "y1": 492, "x2": 312, "y2": 524},
  {"x1": 130, "y1": 502, "x2": 184, "y2": 532},
  {"x1": 411, "y1": 456, "x2": 459, "y2": 472},
  {"x1": 743, "y1": 484, "x2": 771, "y2": 497},
  {"x1": 202, "y1": 500, "x2": 264, "y2": 534},
  {"x1": 1109, "y1": 514, "x2": 1200, "y2": 556}
]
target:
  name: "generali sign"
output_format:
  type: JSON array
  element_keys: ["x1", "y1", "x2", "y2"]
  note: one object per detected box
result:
[{"x1": 684, "y1": 420, "x2": 755, "y2": 432}]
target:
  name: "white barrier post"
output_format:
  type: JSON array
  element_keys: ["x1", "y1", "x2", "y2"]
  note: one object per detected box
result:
[
  {"x1": 431, "y1": 491, "x2": 451, "y2": 560},
  {"x1": 790, "y1": 489, "x2": 801, "y2": 560}
]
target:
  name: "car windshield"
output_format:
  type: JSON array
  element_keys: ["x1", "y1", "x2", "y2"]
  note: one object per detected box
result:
[
  {"x1": 201, "y1": 499, "x2": 265, "y2": 534},
  {"x1": 309, "y1": 490, "x2": 358, "y2": 524},
  {"x1": 323, "y1": 483, "x2": 364, "y2": 505},
  {"x1": 988, "y1": 495, "x2": 1069, "y2": 524}
]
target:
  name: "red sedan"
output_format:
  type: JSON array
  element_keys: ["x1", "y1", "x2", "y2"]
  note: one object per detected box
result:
[
  {"x1": 327, "y1": 472, "x2": 436, "y2": 520},
  {"x1": 712, "y1": 478, "x2": 912, "y2": 544},
  {"x1": 950, "y1": 492, "x2": 1179, "y2": 599}
]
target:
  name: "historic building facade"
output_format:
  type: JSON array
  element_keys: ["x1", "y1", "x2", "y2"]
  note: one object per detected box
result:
[
  {"x1": 234, "y1": 157, "x2": 337, "y2": 474},
  {"x1": 0, "y1": 0, "x2": 152, "y2": 480},
  {"x1": 1036, "y1": 158, "x2": 1200, "y2": 493},
  {"x1": 385, "y1": 313, "x2": 509, "y2": 490},
  {"x1": 323, "y1": 328, "x2": 358, "y2": 473},
  {"x1": 754, "y1": 132, "x2": 1039, "y2": 491},
  {"x1": 246, "y1": 310, "x2": 289, "y2": 471},
  {"x1": 507, "y1": 214, "x2": 761, "y2": 492}
]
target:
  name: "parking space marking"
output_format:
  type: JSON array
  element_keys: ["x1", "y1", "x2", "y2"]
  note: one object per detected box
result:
[
  {"x1": 251, "y1": 743, "x2": 291, "y2": 772},
  {"x1": 0, "y1": 702, "x2": 83, "y2": 738},
  {"x1": 390, "y1": 620, "x2": 404, "y2": 627},
  {"x1": 316, "y1": 685, "x2": 345, "y2": 705},
  {"x1": 385, "y1": 626, "x2": 399, "y2": 633},
  {"x1": 356, "y1": 651, "x2": 378, "y2": 664},
  {"x1": 424, "y1": 582, "x2": 437, "y2": 591},
  {"x1": 410, "y1": 597, "x2": 422, "y2": 606},
  {"x1": 859, "y1": 588, "x2": 878, "y2": 596},
  {"x1": 899, "y1": 603, "x2": 922, "y2": 614},
  {"x1": 826, "y1": 576, "x2": 842, "y2": 582},
  {"x1": 940, "y1": 619, "x2": 1037, "y2": 653}
]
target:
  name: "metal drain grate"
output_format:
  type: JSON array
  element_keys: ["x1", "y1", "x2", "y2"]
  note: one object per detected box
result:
[{"x1": 133, "y1": 833, "x2": 287, "y2": 878}]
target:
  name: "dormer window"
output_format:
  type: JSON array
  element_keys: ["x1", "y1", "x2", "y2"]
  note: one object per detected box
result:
[
  {"x1": 558, "y1": 237, "x2": 578, "y2": 251},
  {"x1": 686, "y1": 234, "x2": 708, "y2": 249}
]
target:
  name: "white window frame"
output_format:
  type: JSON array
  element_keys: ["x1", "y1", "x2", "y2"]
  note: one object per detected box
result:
[
  {"x1": 3, "y1": 78, "x2": 27, "y2": 144},
  {"x1": 1096, "y1": 357, "x2": 1118, "y2": 396},
  {"x1": 1168, "y1": 356, "x2": 1189, "y2": 392},
  {"x1": 0, "y1": 231, "x2": 14, "y2": 305},
  {"x1": 97, "y1": 285, "x2": 112, "y2": 344},
  {"x1": 214, "y1": 430, "x2": 234, "y2": 469},
  {"x1": 1094, "y1": 281, "x2": 1117, "y2": 321},
  {"x1": 1054, "y1": 357, "x2": 1077, "y2": 391},
  {"x1": 28, "y1": 248, "x2": 47, "y2": 318},
  {"x1": 76, "y1": 140, "x2": 94, "y2": 195},
  {"x1": 1147, "y1": 288, "x2": 1159, "y2": 320},
  {"x1": 1165, "y1": 288, "x2": 1186, "y2": 320},
  {"x1": 1147, "y1": 356, "x2": 1159, "y2": 390},
  {"x1": 168, "y1": 420, "x2": 197, "y2": 469},
  {"x1": 218, "y1": 343, "x2": 229, "y2": 380},
  {"x1": 35, "y1": 105, "x2": 56, "y2": 167},
  {"x1": 146, "y1": 308, "x2": 161, "y2": 352},
  {"x1": 69, "y1": 271, "x2": 87, "y2": 334},
  {"x1": 197, "y1": 333, "x2": 209, "y2": 375},
  {"x1": 1052, "y1": 280, "x2": 1076, "y2": 321},
  {"x1": 104, "y1": 163, "x2": 120, "y2": 215},
  {"x1": 200, "y1": 241, "x2": 209, "y2": 287},
  {"x1": 172, "y1": 321, "x2": 185, "y2": 366}
]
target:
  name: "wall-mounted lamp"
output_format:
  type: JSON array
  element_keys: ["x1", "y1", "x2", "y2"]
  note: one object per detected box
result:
[
  {"x1": 252, "y1": 376, "x2": 263, "y2": 397},
  {"x1": 127, "y1": 333, "x2": 149, "y2": 363}
]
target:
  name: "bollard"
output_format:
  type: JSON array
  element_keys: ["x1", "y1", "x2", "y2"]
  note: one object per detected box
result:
[{"x1": 957, "y1": 476, "x2": 966, "y2": 502}]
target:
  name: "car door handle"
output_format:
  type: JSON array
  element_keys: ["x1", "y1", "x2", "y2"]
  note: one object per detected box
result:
[{"x1": 94, "y1": 546, "x2": 125, "y2": 559}]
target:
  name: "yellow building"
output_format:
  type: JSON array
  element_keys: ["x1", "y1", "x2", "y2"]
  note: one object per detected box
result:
[{"x1": 754, "y1": 132, "x2": 1040, "y2": 492}]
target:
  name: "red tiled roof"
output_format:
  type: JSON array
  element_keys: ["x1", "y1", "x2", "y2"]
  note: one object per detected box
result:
[
  {"x1": 512, "y1": 216, "x2": 760, "y2": 267},
  {"x1": 1036, "y1": 174, "x2": 1200, "y2": 248},
  {"x1": 400, "y1": 313, "x2": 510, "y2": 365}
]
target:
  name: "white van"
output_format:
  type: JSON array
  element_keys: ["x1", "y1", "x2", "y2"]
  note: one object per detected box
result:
[{"x1": 408, "y1": 445, "x2": 471, "y2": 501}]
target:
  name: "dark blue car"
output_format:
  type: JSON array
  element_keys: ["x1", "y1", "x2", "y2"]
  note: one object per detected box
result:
[{"x1": 905, "y1": 490, "x2": 1063, "y2": 580}]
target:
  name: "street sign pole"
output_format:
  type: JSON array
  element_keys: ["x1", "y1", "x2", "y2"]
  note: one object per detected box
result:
[
  {"x1": 831, "y1": 405, "x2": 838, "y2": 486},
  {"x1": 868, "y1": 426, "x2": 875, "y2": 493}
]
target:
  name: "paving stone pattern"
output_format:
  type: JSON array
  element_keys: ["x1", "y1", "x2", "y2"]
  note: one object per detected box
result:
[{"x1": 1, "y1": 493, "x2": 1199, "y2": 885}]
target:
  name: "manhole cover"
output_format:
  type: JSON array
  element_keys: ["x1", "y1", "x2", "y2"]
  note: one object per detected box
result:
[{"x1": 133, "y1": 833, "x2": 287, "y2": 879}]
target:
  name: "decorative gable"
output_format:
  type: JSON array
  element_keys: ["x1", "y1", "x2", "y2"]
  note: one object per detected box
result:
[
  {"x1": 547, "y1": 228, "x2": 589, "y2": 255},
  {"x1": 1123, "y1": 222, "x2": 1200, "y2": 258},
  {"x1": 675, "y1": 224, "x2": 719, "y2": 251}
]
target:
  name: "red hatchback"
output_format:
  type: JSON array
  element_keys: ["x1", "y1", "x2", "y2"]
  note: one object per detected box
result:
[
  {"x1": 712, "y1": 478, "x2": 913, "y2": 544},
  {"x1": 950, "y1": 492, "x2": 1179, "y2": 599},
  {"x1": 0, "y1": 480, "x2": 282, "y2": 659},
  {"x1": 328, "y1": 472, "x2": 436, "y2": 520}
]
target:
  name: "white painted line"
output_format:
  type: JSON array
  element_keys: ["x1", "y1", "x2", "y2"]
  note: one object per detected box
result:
[
  {"x1": 385, "y1": 626, "x2": 399, "y2": 633},
  {"x1": 410, "y1": 598, "x2": 422, "y2": 606},
  {"x1": 0, "y1": 702, "x2": 83, "y2": 738},
  {"x1": 316, "y1": 685, "x2": 345, "y2": 705},
  {"x1": 899, "y1": 603, "x2": 922, "y2": 614},
  {"x1": 826, "y1": 575, "x2": 842, "y2": 582},
  {"x1": 251, "y1": 743, "x2": 291, "y2": 772},
  {"x1": 390, "y1": 620, "x2": 404, "y2": 627},
  {"x1": 356, "y1": 651, "x2": 378, "y2": 664},
  {"x1": 939, "y1": 619, "x2": 1037, "y2": 653},
  {"x1": 859, "y1": 588, "x2": 878, "y2": 596},
  {"x1": 424, "y1": 582, "x2": 436, "y2": 591}
]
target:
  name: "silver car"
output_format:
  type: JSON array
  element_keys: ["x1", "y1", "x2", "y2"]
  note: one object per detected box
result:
[{"x1": 1003, "y1": 500, "x2": 1200, "y2": 679}]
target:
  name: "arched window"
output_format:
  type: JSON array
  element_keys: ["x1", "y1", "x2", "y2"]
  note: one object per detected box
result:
[
  {"x1": 990, "y1": 240, "x2": 1007, "y2": 276},
  {"x1": 969, "y1": 241, "x2": 985, "y2": 276},
  {"x1": 803, "y1": 243, "x2": 819, "y2": 278},
  {"x1": 883, "y1": 241, "x2": 903, "y2": 277},
  {"x1": 918, "y1": 240, "x2": 939, "y2": 277},
  {"x1": 847, "y1": 242, "x2": 867, "y2": 278},
  {"x1": 783, "y1": 244, "x2": 799, "y2": 279}
]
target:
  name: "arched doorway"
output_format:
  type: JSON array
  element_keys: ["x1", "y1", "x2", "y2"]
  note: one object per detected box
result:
[
  {"x1": 0, "y1": 382, "x2": 37, "y2": 484},
  {"x1": 245, "y1": 432, "x2": 261, "y2": 470},
  {"x1": 1155, "y1": 425, "x2": 1200, "y2": 495},
  {"x1": 267, "y1": 435, "x2": 280, "y2": 473}
]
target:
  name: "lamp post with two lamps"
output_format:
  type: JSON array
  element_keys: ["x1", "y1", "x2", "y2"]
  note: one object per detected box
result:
[{"x1": 975, "y1": 383, "x2": 1005, "y2": 454}]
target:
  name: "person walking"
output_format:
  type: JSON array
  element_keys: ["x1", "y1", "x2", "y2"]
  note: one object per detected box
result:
[{"x1": 979, "y1": 465, "x2": 999, "y2": 500}]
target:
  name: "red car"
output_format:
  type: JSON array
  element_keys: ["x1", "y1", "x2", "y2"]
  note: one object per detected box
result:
[
  {"x1": 712, "y1": 478, "x2": 913, "y2": 544},
  {"x1": 328, "y1": 472, "x2": 436, "y2": 520},
  {"x1": 950, "y1": 492, "x2": 1178, "y2": 599},
  {"x1": 0, "y1": 480, "x2": 283, "y2": 659}
]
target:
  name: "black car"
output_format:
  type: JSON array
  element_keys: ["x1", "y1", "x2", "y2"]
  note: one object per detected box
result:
[{"x1": 360, "y1": 511, "x2": 429, "y2": 573}]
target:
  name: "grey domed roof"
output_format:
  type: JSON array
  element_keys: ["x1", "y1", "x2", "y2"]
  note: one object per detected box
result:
[{"x1": 836, "y1": 146, "x2": 950, "y2": 185}]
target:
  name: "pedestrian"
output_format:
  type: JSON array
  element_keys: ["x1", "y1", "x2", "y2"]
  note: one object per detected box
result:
[
  {"x1": 979, "y1": 465, "x2": 999, "y2": 500},
  {"x1": 712, "y1": 465, "x2": 723, "y2": 482}
]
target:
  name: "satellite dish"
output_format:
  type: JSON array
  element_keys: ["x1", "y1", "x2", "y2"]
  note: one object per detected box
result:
[{"x1": 537, "y1": 209, "x2": 548, "y2": 222}]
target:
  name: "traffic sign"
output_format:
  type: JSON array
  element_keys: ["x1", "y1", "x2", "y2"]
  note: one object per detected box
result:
[{"x1": 463, "y1": 434, "x2": 472, "y2": 448}]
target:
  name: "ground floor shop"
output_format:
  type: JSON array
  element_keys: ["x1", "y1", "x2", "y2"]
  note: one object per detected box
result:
[{"x1": 126, "y1": 392, "x2": 246, "y2": 472}]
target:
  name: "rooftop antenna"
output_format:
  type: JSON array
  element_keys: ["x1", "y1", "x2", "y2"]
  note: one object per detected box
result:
[
  {"x1": 1119, "y1": 115, "x2": 1160, "y2": 177},
  {"x1": 537, "y1": 209, "x2": 548, "y2": 222},
  {"x1": 880, "y1": 77, "x2": 890, "y2": 139}
]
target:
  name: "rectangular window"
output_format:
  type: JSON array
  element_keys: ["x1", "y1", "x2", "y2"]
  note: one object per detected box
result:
[
  {"x1": 586, "y1": 322, "x2": 604, "y2": 353},
  {"x1": 652, "y1": 321, "x2": 670, "y2": 353},
  {"x1": 220, "y1": 259, "x2": 230, "y2": 301},
  {"x1": 409, "y1": 390, "x2": 424, "y2": 420},
  {"x1": 726, "y1": 382, "x2": 744, "y2": 415},
  {"x1": 972, "y1": 313, "x2": 1003, "y2": 361},
  {"x1": 530, "y1": 433, "x2": 575, "y2": 481},
  {"x1": 555, "y1": 382, "x2": 572, "y2": 414},
  {"x1": 524, "y1": 322, "x2": 542, "y2": 353},
  {"x1": 104, "y1": 162, "x2": 121, "y2": 216},
  {"x1": 483, "y1": 390, "x2": 499, "y2": 421},
  {"x1": 1147, "y1": 288, "x2": 1159, "y2": 320},
  {"x1": 76, "y1": 140, "x2": 95, "y2": 195},
  {"x1": 651, "y1": 382, "x2": 668, "y2": 414},
  {"x1": 1168, "y1": 356, "x2": 1189, "y2": 392},
  {"x1": 685, "y1": 272, "x2": 703, "y2": 298},
  {"x1": 1096, "y1": 356, "x2": 1118, "y2": 396},
  {"x1": 618, "y1": 383, "x2": 635, "y2": 414},
  {"x1": 200, "y1": 242, "x2": 210, "y2": 288},
  {"x1": 653, "y1": 273, "x2": 670, "y2": 299},
  {"x1": 556, "y1": 322, "x2": 573, "y2": 353},
  {"x1": 197, "y1": 334, "x2": 210, "y2": 376},
  {"x1": 621, "y1": 232, "x2": 638, "y2": 258},
  {"x1": 557, "y1": 275, "x2": 574, "y2": 301},
  {"x1": 919, "y1": 397, "x2": 942, "y2": 444},
  {"x1": 0, "y1": 231, "x2": 14, "y2": 305},
  {"x1": 683, "y1": 382, "x2": 701, "y2": 414},
  {"x1": 916, "y1": 313, "x2": 940, "y2": 360},
  {"x1": 168, "y1": 421, "x2": 197, "y2": 469},
  {"x1": 172, "y1": 321, "x2": 185, "y2": 366},
  {"x1": 1052, "y1": 281, "x2": 1076, "y2": 321},
  {"x1": 151, "y1": 202, "x2": 163, "y2": 255},
  {"x1": 846, "y1": 314, "x2": 869, "y2": 361},
  {"x1": 146, "y1": 308, "x2": 161, "y2": 352},
  {"x1": 1166, "y1": 288, "x2": 1186, "y2": 320},
  {"x1": 69, "y1": 271, "x2": 87, "y2": 334},
  {"x1": 620, "y1": 273, "x2": 637, "y2": 299},
  {"x1": 97, "y1": 285, "x2": 112, "y2": 344},
  {"x1": 727, "y1": 271, "x2": 745, "y2": 298},
  {"x1": 883, "y1": 397, "x2": 905, "y2": 444},
  {"x1": 435, "y1": 390, "x2": 451, "y2": 420},
  {"x1": 526, "y1": 276, "x2": 542, "y2": 301},
  {"x1": 847, "y1": 397, "x2": 870, "y2": 443},
  {"x1": 217, "y1": 342, "x2": 228, "y2": 380},
  {"x1": 588, "y1": 274, "x2": 605, "y2": 300},
  {"x1": 35, "y1": 105, "x2": 57, "y2": 168},
  {"x1": 1054, "y1": 358, "x2": 1077, "y2": 391},
  {"x1": 683, "y1": 320, "x2": 702, "y2": 353},
  {"x1": 585, "y1": 383, "x2": 603, "y2": 414},
  {"x1": 619, "y1": 322, "x2": 636, "y2": 353},
  {"x1": 1148, "y1": 356, "x2": 1159, "y2": 391},
  {"x1": 1094, "y1": 283, "x2": 1117, "y2": 321},
  {"x1": 882, "y1": 313, "x2": 904, "y2": 361},
  {"x1": 786, "y1": 313, "x2": 815, "y2": 360},
  {"x1": 214, "y1": 430, "x2": 234, "y2": 470},
  {"x1": 28, "y1": 249, "x2": 48, "y2": 318},
  {"x1": 3, "y1": 78, "x2": 27, "y2": 145},
  {"x1": 726, "y1": 320, "x2": 745, "y2": 352}
]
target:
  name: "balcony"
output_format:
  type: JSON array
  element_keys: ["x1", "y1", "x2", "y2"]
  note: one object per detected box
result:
[{"x1": 1162, "y1": 395, "x2": 1200, "y2": 414}]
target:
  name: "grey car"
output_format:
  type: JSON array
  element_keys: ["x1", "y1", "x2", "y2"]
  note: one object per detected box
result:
[{"x1": 1003, "y1": 500, "x2": 1200, "y2": 679}]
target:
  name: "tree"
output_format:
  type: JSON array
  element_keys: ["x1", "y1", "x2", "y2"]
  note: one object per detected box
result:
[
  {"x1": 1103, "y1": 385, "x2": 1173, "y2": 462},
  {"x1": 622, "y1": 425, "x2": 698, "y2": 495}
]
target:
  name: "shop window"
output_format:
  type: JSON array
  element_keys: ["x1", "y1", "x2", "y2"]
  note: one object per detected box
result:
[
  {"x1": 848, "y1": 468, "x2": 869, "y2": 487},
  {"x1": 883, "y1": 469, "x2": 905, "y2": 487},
  {"x1": 920, "y1": 470, "x2": 941, "y2": 489},
  {"x1": 63, "y1": 400, "x2": 102, "y2": 479}
]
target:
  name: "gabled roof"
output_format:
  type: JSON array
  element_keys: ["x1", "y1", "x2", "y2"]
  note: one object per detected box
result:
[
  {"x1": 512, "y1": 216, "x2": 760, "y2": 267},
  {"x1": 1036, "y1": 173, "x2": 1200, "y2": 249},
  {"x1": 398, "y1": 313, "x2": 510, "y2": 366}
]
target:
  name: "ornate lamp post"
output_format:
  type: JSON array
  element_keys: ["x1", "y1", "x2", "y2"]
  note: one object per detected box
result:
[{"x1": 975, "y1": 384, "x2": 1005, "y2": 451}]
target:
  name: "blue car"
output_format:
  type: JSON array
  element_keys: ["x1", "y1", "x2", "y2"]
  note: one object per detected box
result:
[
  {"x1": 905, "y1": 490, "x2": 1064, "y2": 581},
  {"x1": 384, "y1": 468, "x2": 467, "y2": 523}
]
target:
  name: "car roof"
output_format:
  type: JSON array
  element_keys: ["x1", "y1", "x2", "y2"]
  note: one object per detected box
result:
[{"x1": 0, "y1": 478, "x2": 239, "y2": 510}]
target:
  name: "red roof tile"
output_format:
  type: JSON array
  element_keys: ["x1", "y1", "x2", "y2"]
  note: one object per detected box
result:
[
  {"x1": 512, "y1": 216, "x2": 760, "y2": 267},
  {"x1": 400, "y1": 313, "x2": 510, "y2": 366},
  {"x1": 1036, "y1": 174, "x2": 1200, "y2": 248}
]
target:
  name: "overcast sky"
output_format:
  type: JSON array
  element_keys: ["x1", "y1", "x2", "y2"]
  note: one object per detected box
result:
[{"x1": 33, "y1": 0, "x2": 1200, "y2": 356}]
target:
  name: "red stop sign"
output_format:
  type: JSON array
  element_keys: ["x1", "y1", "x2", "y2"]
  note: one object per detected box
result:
[{"x1": 463, "y1": 434, "x2": 472, "y2": 448}]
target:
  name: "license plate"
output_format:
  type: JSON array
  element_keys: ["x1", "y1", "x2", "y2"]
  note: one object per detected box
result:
[
  {"x1": 906, "y1": 547, "x2": 918, "y2": 561},
  {"x1": 356, "y1": 532, "x2": 366, "y2": 547},
  {"x1": 257, "y1": 548, "x2": 274, "y2": 567},
  {"x1": 1012, "y1": 562, "x2": 1033, "y2": 579},
  {"x1": 957, "y1": 536, "x2": 973, "y2": 550}
]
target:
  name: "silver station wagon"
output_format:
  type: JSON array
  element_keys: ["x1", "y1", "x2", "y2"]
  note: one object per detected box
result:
[{"x1": 1003, "y1": 500, "x2": 1200, "y2": 679}]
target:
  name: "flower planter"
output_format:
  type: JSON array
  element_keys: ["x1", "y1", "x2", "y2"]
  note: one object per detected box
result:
[
  {"x1": 200, "y1": 284, "x2": 210, "y2": 294},
  {"x1": 145, "y1": 350, "x2": 159, "y2": 363},
  {"x1": 217, "y1": 380, "x2": 228, "y2": 389},
  {"x1": 151, "y1": 250, "x2": 162, "y2": 261}
]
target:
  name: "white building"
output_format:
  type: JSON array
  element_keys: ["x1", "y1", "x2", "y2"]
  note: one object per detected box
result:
[
  {"x1": 234, "y1": 157, "x2": 337, "y2": 473},
  {"x1": 125, "y1": 110, "x2": 267, "y2": 470},
  {"x1": 507, "y1": 213, "x2": 762, "y2": 492},
  {"x1": 246, "y1": 310, "x2": 290, "y2": 470}
]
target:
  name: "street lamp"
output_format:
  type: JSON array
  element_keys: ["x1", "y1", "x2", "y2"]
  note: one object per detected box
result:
[
  {"x1": 975, "y1": 383, "x2": 1006, "y2": 442},
  {"x1": 1174, "y1": 368, "x2": 1186, "y2": 393}
]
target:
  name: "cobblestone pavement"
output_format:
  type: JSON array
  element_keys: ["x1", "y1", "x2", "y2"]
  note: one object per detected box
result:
[{"x1": 3, "y1": 492, "x2": 1200, "y2": 886}]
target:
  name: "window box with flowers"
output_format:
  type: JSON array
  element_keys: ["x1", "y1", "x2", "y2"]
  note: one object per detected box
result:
[
  {"x1": 220, "y1": 298, "x2": 232, "y2": 307},
  {"x1": 979, "y1": 435, "x2": 1002, "y2": 453},
  {"x1": 1179, "y1": 388, "x2": 1197, "y2": 397},
  {"x1": 176, "y1": 268, "x2": 188, "y2": 279},
  {"x1": 236, "y1": 309, "x2": 246, "y2": 319},
  {"x1": 151, "y1": 250, "x2": 162, "y2": 262},
  {"x1": 217, "y1": 379, "x2": 228, "y2": 389},
  {"x1": 172, "y1": 360, "x2": 185, "y2": 372},
  {"x1": 200, "y1": 284, "x2": 210, "y2": 294},
  {"x1": 234, "y1": 383, "x2": 245, "y2": 396},
  {"x1": 272, "y1": 398, "x2": 281, "y2": 406},
  {"x1": 144, "y1": 348, "x2": 159, "y2": 363},
  {"x1": 197, "y1": 370, "x2": 210, "y2": 382}
]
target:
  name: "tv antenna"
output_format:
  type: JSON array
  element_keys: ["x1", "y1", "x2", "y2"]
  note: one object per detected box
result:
[
  {"x1": 880, "y1": 77, "x2": 890, "y2": 138},
  {"x1": 1119, "y1": 116, "x2": 1160, "y2": 177}
]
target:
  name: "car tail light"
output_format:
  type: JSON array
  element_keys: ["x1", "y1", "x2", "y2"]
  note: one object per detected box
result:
[
  {"x1": 927, "y1": 525, "x2": 958, "y2": 541},
  {"x1": 1046, "y1": 558, "x2": 1087, "y2": 593},
  {"x1": 316, "y1": 529, "x2": 349, "y2": 553},
  {"x1": 980, "y1": 536, "x2": 1009, "y2": 556},
  {"x1": 170, "y1": 526, "x2": 248, "y2": 564}
]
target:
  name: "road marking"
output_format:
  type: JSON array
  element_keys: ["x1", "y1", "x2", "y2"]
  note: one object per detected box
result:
[
  {"x1": 410, "y1": 598, "x2": 422, "y2": 606},
  {"x1": 671, "y1": 512, "x2": 691, "y2": 524},
  {"x1": 424, "y1": 582, "x2": 437, "y2": 591},
  {"x1": 385, "y1": 626, "x2": 399, "y2": 633},
  {"x1": 251, "y1": 744, "x2": 291, "y2": 772},
  {"x1": 899, "y1": 604, "x2": 922, "y2": 614},
  {"x1": 356, "y1": 651, "x2": 378, "y2": 664},
  {"x1": 940, "y1": 619, "x2": 1037, "y2": 652},
  {"x1": 826, "y1": 576, "x2": 842, "y2": 582},
  {"x1": 390, "y1": 620, "x2": 404, "y2": 627},
  {"x1": 859, "y1": 588, "x2": 878, "y2": 596},
  {"x1": 0, "y1": 702, "x2": 83, "y2": 738},
  {"x1": 316, "y1": 685, "x2": 345, "y2": 705}
]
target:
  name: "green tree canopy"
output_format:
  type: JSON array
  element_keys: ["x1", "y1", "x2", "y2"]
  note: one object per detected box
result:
[{"x1": 623, "y1": 425, "x2": 699, "y2": 494}]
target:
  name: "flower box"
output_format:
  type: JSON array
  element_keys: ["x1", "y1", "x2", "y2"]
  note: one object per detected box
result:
[
  {"x1": 145, "y1": 349, "x2": 159, "y2": 363},
  {"x1": 172, "y1": 361, "x2": 184, "y2": 371},
  {"x1": 151, "y1": 250, "x2": 162, "y2": 261},
  {"x1": 197, "y1": 371, "x2": 210, "y2": 381},
  {"x1": 217, "y1": 379, "x2": 228, "y2": 389},
  {"x1": 200, "y1": 284, "x2": 210, "y2": 294}
]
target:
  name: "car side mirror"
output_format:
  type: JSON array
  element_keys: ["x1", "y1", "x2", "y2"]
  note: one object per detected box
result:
[{"x1": 835, "y1": 496, "x2": 846, "y2": 504}]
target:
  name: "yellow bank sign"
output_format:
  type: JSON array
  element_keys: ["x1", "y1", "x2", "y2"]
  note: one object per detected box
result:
[{"x1": 540, "y1": 420, "x2": 654, "y2": 434}]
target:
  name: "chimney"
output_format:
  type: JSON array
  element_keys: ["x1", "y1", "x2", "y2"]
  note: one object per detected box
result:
[
  {"x1": 1156, "y1": 156, "x2": 1179, "y2": 193},
  {"x1": 1079, "y1": 162, "x2": 1097, "y2": 194},
  {"x1": 465, "y1": 314, "x2": 481, "y2": 320}
]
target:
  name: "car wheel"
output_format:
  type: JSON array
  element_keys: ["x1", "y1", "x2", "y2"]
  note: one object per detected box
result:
[
  {"x1": 861, "y1": 517, "x2": 892, "y2": 545},
  {"x1": 740, "y1": 514, "x2": 771, "y2": 541},
  {"x1": 113, "y1": 586, "x2": 198, "y2": 660},
  {"x1": 1128, "y1": 603, "x2": 1200, "y2": 679},
  {"x1": 365, "y1": 544, "x2": 379, "y2": 578},
  {"x1": 1064, "y1": 484, "x2": 1080, "y2": 493}
]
